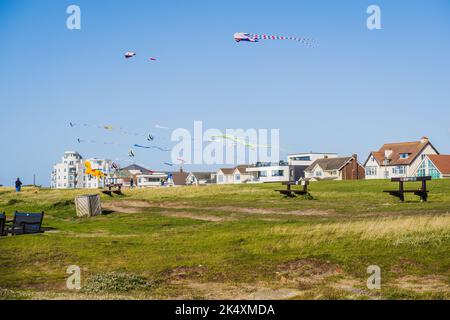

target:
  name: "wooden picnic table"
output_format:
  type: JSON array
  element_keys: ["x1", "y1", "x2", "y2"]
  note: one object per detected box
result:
[
  {"x1": 275, "y1": 181, "x2": 310, "y2": 198},
  {"x1": 383, "y1": 176, "x2": 431, "y2": 202},
  {"x1": 102, "y1": 183, "x2": 124, "y2": 197}
]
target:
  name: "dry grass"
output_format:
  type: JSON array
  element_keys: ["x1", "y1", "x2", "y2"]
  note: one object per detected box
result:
[{"x1": 271, "y1": 215, "x2": 450, "y2": 246}]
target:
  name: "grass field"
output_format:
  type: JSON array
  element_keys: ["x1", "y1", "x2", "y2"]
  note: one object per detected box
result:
[{"x1": 1, "y1": 179, "x2": 449, "y2": 300}]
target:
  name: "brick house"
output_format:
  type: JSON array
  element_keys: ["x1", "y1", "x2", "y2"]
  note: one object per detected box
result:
[{"x1": 305, "y1": 155, "x2": 365, "y2": 181}]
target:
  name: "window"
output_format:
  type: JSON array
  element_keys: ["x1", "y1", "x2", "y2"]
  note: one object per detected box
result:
[
  {"x1": 399, "y1": 153, "x2": 410, "y2": 159},
  {"x1": 272, "y1": 170, "x2": 284, "y2": 177},
  {"x1": 292, "y1": 156, "x2": 311, "y2": 161},
  {"x1": 218, "y1": 175, "x2": 223, "y2": 183},
  {"x1": 314, "y1": 171, "x2": 322, "y2": 177},
  {"x1": 235, "y1": 174, "x2": 241, "y2": 181},
  {"x1": 365, "y1": 167, "x2": 377, "y2": 176},
  {"x1": 417, "y1": 161, "x2": 426, "y2": 177},
  {"x1": 428, "y1": 160, "x2": 441, "y2": 179},
  {"x1": 392, "y1": 166, "x2": 406, "y2": 175},
  {"x1": 259, "y1": 171, "x2": 268, "y2": 177}
]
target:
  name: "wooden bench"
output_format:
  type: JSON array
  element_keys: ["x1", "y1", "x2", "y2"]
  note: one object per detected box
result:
[
  {"x1": 275, "y1": 181, "x2": 310, "y2": 198},
  {"x1": 383, "y1": 176, "x2": 431, "y2": 202},
  {"x1": 102, "y1": 184, "x2": 124, "y2": 197},
  {"x1": 5, "y1": 212, "x2": 45, "y2": 235},
  {"x1": 0, "y1": 212, "x2": 5, "y2": 237}
]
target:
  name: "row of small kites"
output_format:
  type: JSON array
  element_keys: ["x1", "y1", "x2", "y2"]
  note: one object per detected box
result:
[
  {"x1": 70, "y1": 122, "x2": 274, "y2": 175},
  {"x1": 123, "y1": 32, "x2": 315, "y2": 61}
]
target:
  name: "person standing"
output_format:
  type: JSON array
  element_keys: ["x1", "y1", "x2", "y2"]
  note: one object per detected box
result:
[
  {"x1": 130, "y1": 178, "x2": 134, "y2": 189},
  {"x1": 15, "y1": 178, "x2": 23, "y2": 192}
]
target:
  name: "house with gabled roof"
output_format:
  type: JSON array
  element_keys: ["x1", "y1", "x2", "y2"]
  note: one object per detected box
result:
[
  {"x1": 305, "y1": 155, "x2": 365, "y2": 181},
  {"x1": 186, "y1": 172, "x2": 216, "y2": 185},
  {"x1": 216, "y1": 165, "x2": 256, "y2": 184},
  {"x1": 364, "y1": 137, "x2": 439, "y2": 179},
  {"x1": 413, "y1": 154, "x2": 450, "y2": 179}
]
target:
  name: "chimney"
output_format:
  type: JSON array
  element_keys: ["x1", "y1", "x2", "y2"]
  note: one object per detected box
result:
[
  {"x1": 420, "y1": 136, "x2": 429, "y2": 144},
  {"x1": 352, "y1": 154, "x2": 358, "y2": 161},
  {"x1": 384, "y1": 149, "x2": 393, "y2": 160}
]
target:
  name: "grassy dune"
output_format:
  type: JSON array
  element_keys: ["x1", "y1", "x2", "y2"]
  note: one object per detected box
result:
[{"x1": 0, "y1": 179, "x2": 449, "y2": 300}]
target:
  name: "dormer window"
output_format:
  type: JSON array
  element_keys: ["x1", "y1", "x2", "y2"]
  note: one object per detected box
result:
[{"x1": 399, "y1": 153, "x2": 410, "y2": 159}]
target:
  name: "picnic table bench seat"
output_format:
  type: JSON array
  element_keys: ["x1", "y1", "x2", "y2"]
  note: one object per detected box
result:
[
  {"x1": 383, "y1": 176, "x2": 431, "y2": 202},
  {"x1": 275, "y1": 181, "x2": 310, "y2": 198},
  {"x1": 5, "y1": 212, "x2": 45, "y2": 235},
  {"x1": 102, "y1": 184, "x2": 123, "y2": 197},
  {"x1": 0, "y1": 212, "x2": 5, "y2": 237}
]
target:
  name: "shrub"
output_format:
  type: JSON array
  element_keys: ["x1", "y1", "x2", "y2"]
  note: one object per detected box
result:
[{"x1": 82, "y1": 272, "x2": 149, "y2": 293}]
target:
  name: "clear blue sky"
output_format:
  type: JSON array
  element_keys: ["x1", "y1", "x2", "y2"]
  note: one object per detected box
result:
[{"x1": 1, "y1": 0, "x2": 449, "y2": 186}]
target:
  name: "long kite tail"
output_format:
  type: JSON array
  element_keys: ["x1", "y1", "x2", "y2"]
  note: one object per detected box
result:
[{"x1": 249, "y1": 34, "x2": 315, "y2": 46}]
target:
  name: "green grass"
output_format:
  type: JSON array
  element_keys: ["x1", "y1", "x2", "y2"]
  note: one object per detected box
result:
[{"x1": 0, "y1": 179, "x2": 449, "y2": 300}]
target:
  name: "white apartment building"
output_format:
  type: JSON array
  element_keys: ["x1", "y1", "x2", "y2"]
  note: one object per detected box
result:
[
  {"x1": 246, "y1": 162, "x2": 291, "y2": 183},
  {"x1": 51, "y1": 151, "x2": 113, "y2": 189},
  {"x1": 287, "y1": 152, "x2": 338, "y2": 166},
  {"x1": 245, "y1": 153, "x2": 338, "y2": 183}
]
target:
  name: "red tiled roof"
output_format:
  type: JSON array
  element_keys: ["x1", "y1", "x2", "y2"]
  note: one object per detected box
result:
[
  {"x1": 219, "y1": 165, "x2": 250, "y2": 175},
  {"x1": 235, "y1": 165, "x2": 251, "y2": 174},
  {"x1": 428, "y1": 155, "x2": 450, "y2": 174},
  {"x1": 219, "y1": 168, "x2": 234, "y2": 175}
]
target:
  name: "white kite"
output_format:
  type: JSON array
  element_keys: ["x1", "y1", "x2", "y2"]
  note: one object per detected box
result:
[{"x1": 125, "y1": 51, "x2": 136, "y2": 59}]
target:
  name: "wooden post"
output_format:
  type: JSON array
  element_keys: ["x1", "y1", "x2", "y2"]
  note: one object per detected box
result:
[{"x1": 399, "y1": 181, "x2": 405, "y2": 202}]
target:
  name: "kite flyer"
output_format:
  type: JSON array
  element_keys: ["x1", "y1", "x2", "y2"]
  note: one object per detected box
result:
[{"x1": 15, "y1": 178, "x2": 22, "y2": 192}]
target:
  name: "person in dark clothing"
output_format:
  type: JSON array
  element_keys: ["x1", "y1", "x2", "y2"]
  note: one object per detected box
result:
[
  {"x1": 130, "y1": 178, "x2": 134, "y2": 189},
  {"x1": 15, "y1": 178, "x2": 22, "y2": 192}
]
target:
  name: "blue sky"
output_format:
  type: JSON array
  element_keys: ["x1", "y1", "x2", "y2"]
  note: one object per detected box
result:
[{"x1": 0, "y1": 0, "x2": 449, "y2": 186}]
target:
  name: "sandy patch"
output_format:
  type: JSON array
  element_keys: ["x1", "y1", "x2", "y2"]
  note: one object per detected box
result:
[
  {"x1": 213, "y1": 206, "x2": 332, "y2": 216},
  {"x1": 103, "y1": 200, "x2": 196, "y2": 213},
  {"x1": 184, "y1": 282, "x2": 302, "y2": 300},
  {"x1": 275, "y1": 258, "x2": 341, "y2": 287},
  {"x1": 395, "y1": 275, "x2": 450, "y2": 292},
  {"x1": 331, "y1": 278, "x2": 382, "y2": 299},
  {"x1": 160, "y1": 211, "x2": 233, "y2": 222}
]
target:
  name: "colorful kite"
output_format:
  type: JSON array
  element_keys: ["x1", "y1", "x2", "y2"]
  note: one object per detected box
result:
[
  {"x1": 112, "y1": 162, "x2": 121, "y2": 171},
  {"x1": 134, "y1": 144, "x2": 170, "y2": 152},
  {"x1": 155, "y1": 124, "x2": 171, "y2": 130},
  {"x1": 164, "y1": 162, "x2": 174, "y2": 167},
  {"x1": 210, "y1": 134, "x2": 272, "y2": 149},
  {"x1": 70, "y1": 122, "x2": 162, "y2": 141},
  {"x1": 233, "y1": 32, "x2": 314, "y2": 46},
  {"x1": 85, "y1": 161, "x2": 105, "y2": 178},
  {"x1": 128, "y1": 149, "x2": 135, "y2": 157}
]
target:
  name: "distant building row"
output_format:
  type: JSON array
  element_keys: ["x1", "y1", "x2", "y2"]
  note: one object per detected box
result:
[
  {"x1": 51, "y1": 152, "x2": 216, "y2": 189},
  {"x1": 216, "y1": 137, "x2": 450, "y2": 184},
  {"x1": 51, "y1": 137, "x2": 450, "y2": 189}
]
